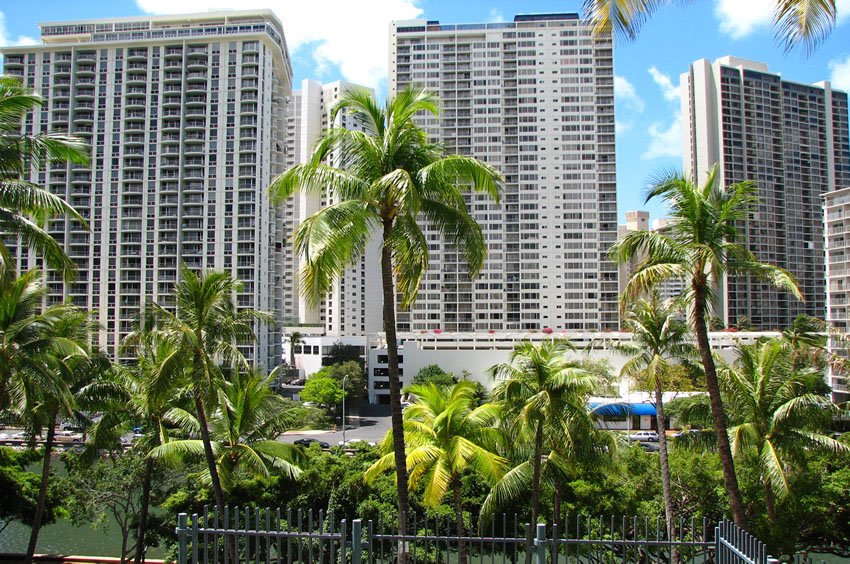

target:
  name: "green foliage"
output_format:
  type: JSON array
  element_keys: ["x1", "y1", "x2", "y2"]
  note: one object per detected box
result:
[
  {"x1": 322, "y1": 341, "x2": 364, "y2": 367},
  {"x1": 0, "y1": 446, "x2": 64, "y2": 532},
  {"x1": 301, "y1": 375, "x2": 345, "y2": 408},
  {"x1": 576, "y1": 358, "x2": 618, "y2": 396},
  {"x1": 411, "y1": 364, "x2": 456, "y2": 387},
  {"x1": 314, "y1": 360, "x2": 367, "y2": 399}
]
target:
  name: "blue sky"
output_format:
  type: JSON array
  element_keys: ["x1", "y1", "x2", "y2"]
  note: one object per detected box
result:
[{"x1": 1, "y1": 0, "x2": 848, "y2": 222}]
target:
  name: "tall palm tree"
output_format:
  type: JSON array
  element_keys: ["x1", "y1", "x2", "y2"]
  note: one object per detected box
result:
[
  {"x1": 150, "y1": 370, "x2": 302, "y2": 494},
  {"x1": 287, "y1": 331, "x2": 304, "y2": 372},
  {"x1": 365, "y1": 382, "x2": 506, "y2": 564},
  {"x1": 487, "y1": 340, "x2": 597, "y2": 527},
  {"x1": 618, "y1": 293, "x2": 694, "y2": 560},
  {"x1": 610, "y1": 165, "x2": 802, "y2": 527},
  {"x1": 22, "y1": 307, "x2": 99, "y2": 564},
  {"x1": 0, "y1": 76, "x2": 89, "y2": 278},
  {"x1": 140, "y1": 265, "x2": 273, "y2": 511},
  {"x1": 719, "y1": 340, "x2": 848, "y2": 524},
  {"x1": 582, "y1": 0, "x2": 838, "y2": 54},
  {"x1": 269, "y1": 85, "x2": 502, "y2": 540}
]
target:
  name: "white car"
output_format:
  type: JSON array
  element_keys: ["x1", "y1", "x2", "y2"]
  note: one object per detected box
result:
[{"x1": 628, "y1": 430, "x2": 659, "y2": 442}]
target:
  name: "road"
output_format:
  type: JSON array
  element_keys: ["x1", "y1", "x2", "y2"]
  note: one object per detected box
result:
[{"x1": 279, "y1": 407, "x2": 393, "y2": 447}]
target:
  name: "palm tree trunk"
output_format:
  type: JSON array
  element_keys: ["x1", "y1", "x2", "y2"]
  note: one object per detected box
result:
[
  {"x1": 134, "y1": 456, "x2": 155, "y2": 564},
  {"x1": 530, "y1": 419, "x2": 544, "y2": 526},
  {"x1": 453, "y1": 476, "x2": 468, "y2": 564},
  {"x1": 693, "y1": 282, "x2": 748, "y2": 528},
  {"x1": 655, "y1": 384, "x2": 678, "y2": 564},
  {"x1": 192, "y1": 358, "x2": 226, "y2": 511},
  {"x1": 381, "y1": 219, "x2": 410, "y2": 563},
  {"x1": 26, "y1": 418, "x2": 57, "y2": 564},
  {"x1": 764, "y1": 479, "x2": 778, "y2": 525}
]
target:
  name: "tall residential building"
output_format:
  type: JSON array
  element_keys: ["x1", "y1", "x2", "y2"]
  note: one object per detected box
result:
[
  {"x1": 617, "y1": 211, "x2": 685, "y2": 307},
  {"x1": 283, "y1": 79, "x2": 382, "y2": 335},
  {"x1": 390, "y1": 13, "x2": 619, "y2": 333},
  {"x1": 1, "y1": 11, "x2": 292, "y2": 369},
  {"x1": 683, "y1": 56, "x2": 850, "y2": 330},
  {"x1": 824, "y1": 186, "x2": 850, "y2": 402}
]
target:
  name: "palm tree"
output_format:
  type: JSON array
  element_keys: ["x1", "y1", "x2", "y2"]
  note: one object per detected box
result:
[
  {"x1": 287, "y1": 331, "x2": 304, "y2": 375},
  {"x1": 0, "y1": 76, "x2": 89, "y2": 278},
  {"x1": 150, "y1": 370, "x2": 302, "y2": 494},
  {"x1": 269, "y1": 85, "x2": 502, "y2": 540},
  {"x1": 486, "y1": 340, "x2": 597, "y2": 527},
  {"x1": 719, "y1": 339, "x2": 848, "y2": 524},
  {"x1": 141, "y1": 265, "x2": 273, "y2": 511},
  {"x1": 22, "y1": 308, "x2": 99, "y2": 564},
  {"x1": 610, "y1": 166, "x2": 801, "y2": 527},
  {"x1": 582, "y1": 0, "x2": 838, "y2": 54},
  {"x1": 618, "y1": 293, "x2": 694, "y2": 560},
  {"x1": 365, "y1": 382, "x2": 506, "y2": 564}
]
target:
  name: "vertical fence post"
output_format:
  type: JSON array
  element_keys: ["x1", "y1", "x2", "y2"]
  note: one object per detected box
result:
[
  {"x1": 177, "y1": 513, "x2": 188, "y2": 564},
  {"x1": 191, "y1": 513, "x2": 199, "y2": 564},
  {"x1": 352, "y1": 519, "x2": 362, "y2": 564},
  {"x1": 535, "y1": 523, "x2": 547, "y2": 564}
]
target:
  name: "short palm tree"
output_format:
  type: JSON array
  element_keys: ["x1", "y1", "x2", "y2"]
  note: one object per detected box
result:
[
  {"x1": 365, "y1": 381, "x2": 506, "y2": 564},
  {"x1": 582, "y1": 0, "x2": 838, "y2": 54},
  {"x1": 151, "y1": 370, "x2": 302, "y2": 493},
  {"x1": 487, "y1": 340, "x2": 597, "y2": 527},
  {"x1": 719, "y1": 339, "x2": 848, "y2": 524},
  {"x1": 610, "y1": 165, "x2": 801, "y2": 527},
  {"x1": 270, "y1": 84, "x2": 502, "y2": 538},
  {"x1": 0, "y1": 76, "x2": 89, "y2": 278},
  {"x1": 140, "y1": 265, "x2": 273, "y2": 510},
  {"x1": 287, "y1": 331, "x2": 304, "y2": 372},
  {"x1": 619, "y1": 293, "x2": 694, "y2": 560}
]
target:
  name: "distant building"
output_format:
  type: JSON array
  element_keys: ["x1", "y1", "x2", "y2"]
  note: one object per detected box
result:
[
  {"x1": 823, "y1": 186, "x2": 850, "y2": 402},
  {"x1": 683, "y1": 56, "x2": 850, "y2": 330},
  {"x1": 1, "y1": 11, "x2": 292, "y2": 369},
  {"x1": 282, "y1": 79, "x2": 382, "y2": 336},
  {"x1": 390, "y1": 13, "x2": 619, "y2": 333}
]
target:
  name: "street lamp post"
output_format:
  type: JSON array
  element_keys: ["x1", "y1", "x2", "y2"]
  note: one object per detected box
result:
[{"x1": 342, "y1": 375, "x2": 348, "y2": 445}]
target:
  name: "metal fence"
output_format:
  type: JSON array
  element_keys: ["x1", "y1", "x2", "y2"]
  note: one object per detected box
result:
[{"x1": 175, "y1": 507, "x2": 776, "y2": 563}]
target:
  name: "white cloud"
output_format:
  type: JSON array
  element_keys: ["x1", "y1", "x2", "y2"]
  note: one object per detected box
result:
[
  {"x1": 642, "y1": 111, "x2": 682, "y2": 160},
  {"x1": 135, "y1": 1, "x2": 423, "y2": 90},
  {"x1": 829, "y1": 54, "x2": 850, "y2": 91},
  {"x1": 488, "y1": 9, "x2": 505, "y2": 23},
  {"x1": 614, "y1": 75, "x2": 645, "y2": 112},
  {"x1": 715, "y1": 0, "x2": 850, "y2": 39},
  {"x1": 615, "y1": 120, "x2": 633, "y2": 135},
  {"x1": 647, "y1": 67, "x2": 680, "y2": 102},
  {"x1": 0, "y1": 11, "x2": 37, "y2": 47}
]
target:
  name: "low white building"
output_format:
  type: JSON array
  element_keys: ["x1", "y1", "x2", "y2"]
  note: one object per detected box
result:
[{"x1": 286, "y1": 330, "x2": 779, "y2": 404}]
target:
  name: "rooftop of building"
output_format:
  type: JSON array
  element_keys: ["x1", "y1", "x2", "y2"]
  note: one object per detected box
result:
[{"x1": 394, "y1": 13, "x2": 584, "y2": 34}]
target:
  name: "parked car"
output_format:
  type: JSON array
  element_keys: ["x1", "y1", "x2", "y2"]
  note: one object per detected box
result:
[
  {"x1": 294, "y1": 437, "x2": 330, "y2": 449},
  {"x1": 638, "y1": 442, "x2": 660, "y2": 452},
  {"x1": 627, "y1": 430, "x2": 659, "y2": 442}
]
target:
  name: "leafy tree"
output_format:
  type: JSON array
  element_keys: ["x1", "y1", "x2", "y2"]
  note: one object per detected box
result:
[
  {"x1": 301, "y1": 374, "x2": 345, "y2": 409},
  {"x1": 611, "y1": 165, "x2": 801, "y2": 527},
  {"x1": 322, "y1": 341, "x2": 364, "y2": 367},
  {"x1": 314, "y1": 360, "x2": 367, "y2": 399},
  {"x1": 582, "y1": 0, "x2": 838, "y2": 54},
  {"x1": 718, "y1": 340, "x2": 847, "y2": 524},
  {"x1": 365, "y1": 382, "x2": 506, "y2": 564},
  {"x1": 0, "y1": 76, "x2": 89, "y2": 278},
  {"x1": 411, "y1": 364, "x2": 456, "y2": 388},
  {"x1": 270, "y1": 84, "x2": 501, "y2": 546},
  {"x1": 487, "y1": 340, "x2": 598, "y2": 527},
  {"x1": 618, "y1": 293, "x2": 694, "y2": 556},
  {"x1": 576, "y1": 357, "x2": 618, "y2": 397},
  {"x1": 140, "y1": 266, "x2": 273, "y2": 510},
  {"x1": 0, "y1": 447, "x2": 63, "y2": 536},
  {"x1": 151, "y1": 370, "x2": 302, "y2": 495},
  {"x1": 63, "y1": 451, "x2": 149, "y2": 564}
]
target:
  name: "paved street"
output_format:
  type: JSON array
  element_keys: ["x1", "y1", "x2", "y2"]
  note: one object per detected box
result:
[{"x1": 279, "y1": 406, "x2": 393, "y2": 447}]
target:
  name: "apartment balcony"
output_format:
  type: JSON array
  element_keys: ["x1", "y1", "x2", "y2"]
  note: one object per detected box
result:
[
  {"x1": 184, "y1": 143, "x2": 205, "y2": 155},
  {"x1": 185, "y1": 107, "x2": 206, "y2": 116},
  {"x1": 124, "y1": 134, "x2": 145, "y2": 145},
  {"x1": 160, "y1": 133, "x2": 180, "y2": 143},
  {"x1": 185, "y1": 119, "x2": 206, "y2": 130},
  {"x1": 161, "y1": 119, "x2": 181, "y2": 132},
  {"x1": 186, "y1": 95, "x2": 206, "y2": 106},
  {"x1": 53, "y1": 88, "x2": 70, "y2": 100}
]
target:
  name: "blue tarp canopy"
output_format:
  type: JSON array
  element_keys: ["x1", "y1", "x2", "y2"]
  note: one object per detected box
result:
[{"x1": 588, "y1": 402, "x2": 657, "y2": 417}]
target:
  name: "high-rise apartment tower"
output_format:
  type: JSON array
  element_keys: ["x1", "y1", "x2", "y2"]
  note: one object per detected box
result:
[
  {"x1": 1, "y1": 11, "x2": 292, "y2": 369},
  {"x1": 390, "y1": 14, "x2": 619, "y2": 332},
  {"x1": 683, "y1": 56, "x2": 850, "y2": 329},
  {"x1": 283, "y1": 79, "x2": 383, "y2": 335}
]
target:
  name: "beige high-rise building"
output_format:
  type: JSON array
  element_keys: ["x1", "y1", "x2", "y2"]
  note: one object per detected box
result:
[
  {"x1": 282, "y1": 79, "x2": 383, "y2": 335},
  {"x1": 824, "y1": 186, "x2": 850, "y2": 402},
  {"x1": 682, "y1": 56, "x2": 850, "y2": 330},
  {"x1": 390, "y1": 13, "x2": 619, "y2": 333},
  {"x1": 1, "y1": 11, "x2": 292, "y2": 369}
]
